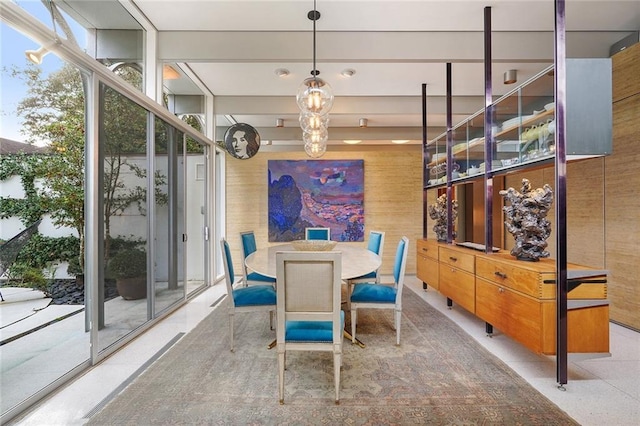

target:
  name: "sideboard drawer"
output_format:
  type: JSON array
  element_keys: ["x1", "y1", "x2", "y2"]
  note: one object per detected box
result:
[
  {"x1": 417, "y1": 255, "x2": 439, "y2": 290},
  {"x1": 476, "y1": 256, "x2": 544, "y2": 298},
  {"x1": 476, "y1": 277, "x2": 543, "y2": 353},
  {"x1": 439, "y1": 263, "x2": 475, "y2": 313},
  {"x1": 417, "y1": 239, "x2": 439, "y2": 261},
  {"x1": 439, "y1": 246, "x2": 475, "y2": 274}
]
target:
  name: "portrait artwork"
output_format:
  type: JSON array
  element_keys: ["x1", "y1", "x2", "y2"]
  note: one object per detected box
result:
[
  {"x1": 268, "y1": 159, "x2": 365, "y2": 242},
  {"x1": 223, "y1": 123, "x2": 261, "y2": 159}
]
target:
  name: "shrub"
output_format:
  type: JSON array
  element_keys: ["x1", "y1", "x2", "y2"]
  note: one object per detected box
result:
[{"x1": 106, "y1": 248, "x2": 147, "y2": 279}]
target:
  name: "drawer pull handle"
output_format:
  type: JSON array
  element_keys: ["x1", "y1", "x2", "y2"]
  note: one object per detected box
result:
[
  {"x1": 495, "y1": 271, "x2": 508, "y2": 279},
  {"x1": 498, "y1": 287, "x2": 505, "y2": 293},
  {"x1": 449, "y1": 256, "x2": 458, "y2": 262},
  {"x1": 422, "y1": 248, "x2": 428, "y2": 252}
]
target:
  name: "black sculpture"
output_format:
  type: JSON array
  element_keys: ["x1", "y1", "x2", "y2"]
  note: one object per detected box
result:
[
  {"x1": 500, "y1": 178, "x2": 553, "y2": 261},
  {"x1": 428, "y1": 193, "x2": 458, "y2": 242}
]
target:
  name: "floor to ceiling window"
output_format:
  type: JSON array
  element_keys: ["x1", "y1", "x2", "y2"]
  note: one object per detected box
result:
[
  {"x1": 0, "y1": 21, "x2": 91, "y2": 416},
  {"x1": 0, "y1": 2, "x2": 214, "y2": 421}
]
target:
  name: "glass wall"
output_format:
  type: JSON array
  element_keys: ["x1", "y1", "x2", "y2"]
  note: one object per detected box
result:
[
  {"x1": 185, "y1": 137, "x2": 209, "y2": 293},
  {"x1": 0, "y1": 2, "x2": 214, "y2": 421},
  {"x1": 154, "y1": 118, "x2": 184, "y2": 314},
  {"x1": 0, "y1": 23, "x2": 91, "y2": 416},
  {"x1": 98, "y1": 83, "x2": 150, "y2": 351}
]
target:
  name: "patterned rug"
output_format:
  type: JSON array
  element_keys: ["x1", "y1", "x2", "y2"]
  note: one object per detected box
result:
[{"x1": 88, "y1": 288, "x2": 577, "y2": 425}]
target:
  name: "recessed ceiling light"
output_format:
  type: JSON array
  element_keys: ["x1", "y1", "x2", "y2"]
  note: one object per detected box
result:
[
  {"x1": 341, "y1": 68, "x2": 356, "y2": 78},
  {"x1": 392, "y1": 140, "x2": 410, "y2": 144},
  {"x1": 275, "y1": 68, "x2": 290, "y2": 77},
  {"x1": 343, "y1": 140, "x2": 362, "y2": 144}
]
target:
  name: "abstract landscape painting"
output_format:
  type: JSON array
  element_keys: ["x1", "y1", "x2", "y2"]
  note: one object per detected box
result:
[{"x1": 268, "y1": 160, "x2": 364, "y2": 242}]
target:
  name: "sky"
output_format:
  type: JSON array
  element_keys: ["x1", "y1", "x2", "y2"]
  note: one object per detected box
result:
[{"x1": 1, "y1": 1, "x2": 85, "y2": 144}]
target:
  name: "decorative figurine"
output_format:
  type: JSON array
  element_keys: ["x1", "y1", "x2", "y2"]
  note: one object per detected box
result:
[
  {"x1": 500, "y1": 178, "x2": 554, "y2": 261},
  {"x1": 428, "y1": 193, "x2": 458, "y2": 242}
]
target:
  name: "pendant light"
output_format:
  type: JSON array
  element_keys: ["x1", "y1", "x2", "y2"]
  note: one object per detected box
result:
[{"x1": 298, "y1": 0, "x2": 333, "y2": 158}]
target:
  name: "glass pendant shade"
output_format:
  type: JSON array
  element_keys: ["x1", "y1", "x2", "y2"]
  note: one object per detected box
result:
[
  {"x1": 304, "y1": 141, "x2": 327, "y2": 158},
  {"x1": 299, "y1": 111, "x2": 329, "y2": 133},
  {"x1": 296, "y1": 77, "x2": 334, "y2": 115},
  {"x1": 302, "y1": 126, "x2": 328, "y2": 145}
]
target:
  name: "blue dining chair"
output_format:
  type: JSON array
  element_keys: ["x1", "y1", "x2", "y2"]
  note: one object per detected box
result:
[
  {"x1": 346, "y1": 230, "x2": 385, "y2": 309},
  {"x1": 276, "y1": 250, "x2": 344, "y2": 404},
  {"x1": 350, "y1": 236, "x2": 409, "y2": 346},
  {"x1": 220, "y1": 238, "x2": 276, "y2": 352},
  {"x1": 240, "y1": 231, "x2": 276, "y2": 287},
  {"x1": 305, "y1": 227, "x2": 331, "y2": 240}
]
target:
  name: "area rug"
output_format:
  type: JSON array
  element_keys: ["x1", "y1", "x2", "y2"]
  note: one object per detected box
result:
[{"x1": 88, "y1": 289, "x2": 577, "y2": 425}]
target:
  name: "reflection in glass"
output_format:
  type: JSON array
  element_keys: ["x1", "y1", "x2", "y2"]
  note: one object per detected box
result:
[
  {"x1": 154, "y1": 118, "x2": 183, "y2": 314},
  {"x1": 98, "y1": 82, "x2": 149, "y2": 352}
]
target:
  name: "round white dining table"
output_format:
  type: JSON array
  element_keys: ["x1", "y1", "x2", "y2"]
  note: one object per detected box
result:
[{"x1": 244, "y1": 242, "x2": 381, "y2": 280}]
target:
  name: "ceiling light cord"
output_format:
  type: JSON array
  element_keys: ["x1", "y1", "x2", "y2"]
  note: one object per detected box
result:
[
  {"x1": 297, "y1": 0, "x2": 333, "y2": 158},
  {"x1": 310, "y1": 0, "x2": 318, "y2": 78}
]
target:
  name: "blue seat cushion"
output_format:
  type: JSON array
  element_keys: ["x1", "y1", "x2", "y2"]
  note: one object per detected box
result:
[
  {"x1": 246, "y1": 271, "x2": 276, "y2": 283},
  {"x1": 232, "y1": 285, "x2": 276, "y2": 307},
  {"x1": 350, "y1": 283, "x2": 396, "y2": 303},
  {"x1": 285, "y1": 311, "x2": 345, "y2": 342}
]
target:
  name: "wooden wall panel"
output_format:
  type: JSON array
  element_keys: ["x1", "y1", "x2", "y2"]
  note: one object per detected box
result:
[
  {"x1": 605, "y1": 63, "x2": 640, "y2": 329},
  {"x1": 226, "y1": 148, "x2": 423, "y2": 279},
  {"x1": 612, "y1": 42, "x2": 640, "y2": 103},
  {"x1": 566, "y1": 158, "x2": 606, "y2": 268}
]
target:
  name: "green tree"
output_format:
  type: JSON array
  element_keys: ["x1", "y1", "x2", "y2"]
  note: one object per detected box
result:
[{"x1": 7, "y1": 62, "x2": 167, "y2": 274}]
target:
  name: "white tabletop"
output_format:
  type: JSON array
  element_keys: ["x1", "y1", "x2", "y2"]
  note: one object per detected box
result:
[{"x1": 245, "y1": 243, "x2": 381, "y2": 280}]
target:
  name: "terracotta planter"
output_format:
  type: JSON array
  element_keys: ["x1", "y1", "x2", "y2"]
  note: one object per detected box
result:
[{"x1": 116, "y1": 277, "x2": 147, "y2": 300}]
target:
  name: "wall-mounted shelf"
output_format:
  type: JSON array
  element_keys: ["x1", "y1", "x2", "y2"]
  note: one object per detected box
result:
[{"x1": 424, "y1": 59, "x2": 612, "y2": 189}]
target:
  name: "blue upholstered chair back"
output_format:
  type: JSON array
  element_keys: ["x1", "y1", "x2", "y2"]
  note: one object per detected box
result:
[
  {"x1": 367, "y1": 231, "x2": 382, "y2": 254},
  {"x1": 367, "y1": 231, "x2": 384, "y2": 255},
  {"x1": 240, "y1": 231, "x2": 257, "y2": 259},
  {"x1": 390, "y1": 237, "x2": 410, "y2": 313},
  {"x1": 305, "y1": 227, "x2": 331, "y2": 240},
  {"x1": 393, "y1": 237, "x2": 408, "y2": 286},
  {"x1": 220, "y1": 238, "x2": 236, "y2": 298}
]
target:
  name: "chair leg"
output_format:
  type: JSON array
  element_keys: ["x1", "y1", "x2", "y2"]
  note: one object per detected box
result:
[
  {"x1": 333, "y1": 351, "x2": 341, "y2": 404},
  {"x1": 395, "y1": 309, "x2": 401, "y2": 345},
  {"x1": 346, "y1": 280, "x2": 351, "y2": 310},
  {"x1": 229, "y1": 313, "x2": 235, "y2": 352},
  {"x1": 350, "y1": 308, "x2": 357, "y2": 343},
  {"x1": 278, "y1": 350, "x2": 285, "y2": 404}
]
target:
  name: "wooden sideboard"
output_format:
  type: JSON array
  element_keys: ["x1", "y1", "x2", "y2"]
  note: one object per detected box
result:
[{"x1": 417, "y1": 239, "x2": 610, "y2": 355}]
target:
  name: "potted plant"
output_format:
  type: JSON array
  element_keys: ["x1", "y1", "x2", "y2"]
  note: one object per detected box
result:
[{"x1": 106, "y1": 248, "x2": 147, "y2": 300}]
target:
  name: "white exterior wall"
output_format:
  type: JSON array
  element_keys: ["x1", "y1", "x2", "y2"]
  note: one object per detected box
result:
[{"x1": 1, "y1": 154, "x2": 206, "y2": 280}]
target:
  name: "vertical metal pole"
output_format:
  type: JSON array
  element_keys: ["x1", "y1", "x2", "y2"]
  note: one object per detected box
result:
[
  {"x1": 168, "y1": 125, "x2": 178, "y2": 290},
  {"x1": 446, "y1": 63, "x2": 453, "y2": 243},
  {"x1": 422, "y1": 83, "x2": 428, "y2": 238},
  {"x1": 554, "y1": 0, "x2": 569, "y2": 387},
  {"x1": 147, "y1": 112, "x2": 155, "y2": 319},
  {"x1": 86, "y1": 73, "x2": 100, "y2": 362},
  {"x1": 483, "y1": 6, "x2": 494, "y2": 253}
]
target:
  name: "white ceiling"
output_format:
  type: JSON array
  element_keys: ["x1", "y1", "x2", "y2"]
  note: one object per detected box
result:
[{"x1": 68, "y1": 1, "x2": 640, "y2": 144}]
